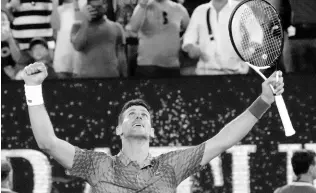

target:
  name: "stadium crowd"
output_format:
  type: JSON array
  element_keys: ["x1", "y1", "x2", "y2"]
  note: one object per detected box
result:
[{"x1": 1, "y1": 0, "x2": 315, "y2": 82}]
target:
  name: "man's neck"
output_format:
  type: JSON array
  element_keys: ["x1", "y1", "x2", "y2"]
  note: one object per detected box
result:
[
  {"x1": 90, "y1": 17, "x2": 106, "y2": 25},
  {"x1": 296, "y1": 174, "x2": 314, "y2": 184},
  {"x1": 121, "y1": 138, "x2": 150, "y2": 166},
  {"x1": 212, "y1": 0, "x2": 228, "y2": 12}
]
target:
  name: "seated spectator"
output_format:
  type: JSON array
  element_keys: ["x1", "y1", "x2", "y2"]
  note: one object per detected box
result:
[
  {"x1": 50, "y1": 0, "x2": 85, "y2": 79},
  {"x1": 71, "y1": 0, "x2": 127, "y2": 78},
  {"x1": 1, "y1": 158, "x2": 17, "y2": 193},
  {"x1": 182, "y1": 0, "x2": 249, "y2": 75},
  {"x1": 15, "y1": 38, "x2": 57, "y2": 80},
  {"x1": 127, "y1": 0, "x2": 190, "y2": 77},
  {"x1": 1, "y1": 10, "x2": 22, "y2": 83},
  {"x1": 6, "y1": 0, "x2": 55, "y2": 55}
]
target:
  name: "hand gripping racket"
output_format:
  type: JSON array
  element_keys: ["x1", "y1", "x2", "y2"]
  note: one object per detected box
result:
[{"x1": 228, "y1": 0, "x2": 295, "y2": 136}]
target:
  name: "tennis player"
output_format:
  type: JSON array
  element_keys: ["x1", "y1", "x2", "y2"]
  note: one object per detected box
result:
[
  {"x1": 274, "y1": 150, "x2": 316, "y2": 193},
  {"x1": 22, "y1": 62, "x2": 284, "y2": 192}
]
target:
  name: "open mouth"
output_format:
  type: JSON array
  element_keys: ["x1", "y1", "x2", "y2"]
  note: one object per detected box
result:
[{"x1": 132, "y1": 123, "x2": 143, "y2": 127}]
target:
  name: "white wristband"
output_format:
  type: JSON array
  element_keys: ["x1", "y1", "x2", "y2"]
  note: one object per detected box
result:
[{"x1": 24, "y1": 84, "x2": 44, "y2": 106}]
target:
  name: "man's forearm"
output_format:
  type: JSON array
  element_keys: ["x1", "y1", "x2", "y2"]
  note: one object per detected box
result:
[
  {"x1": 51, "y1": 0, "x2": 60, "y2": 30},
  {"x1": 128, "y1": 5, "x2": 147, "y2": 32},
  {"x1": 201, "y1": 96, "x2": 271, "y2": 165},
  {"x1": 71, "y1": 21, "x2": 89, "y2": 51},
  {"x1": 28, "y1": 105, "x2": 58, "y2": 150},
  {"x1": 8, "y1": 37, "x2": 21, "y2": 62}
]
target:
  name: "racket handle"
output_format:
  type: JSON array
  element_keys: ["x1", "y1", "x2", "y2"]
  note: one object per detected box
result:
[{"x1": 274, "y1": 95, "x2": 296, "y2": 136}]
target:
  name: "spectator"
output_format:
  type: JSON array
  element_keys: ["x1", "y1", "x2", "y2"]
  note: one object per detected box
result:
[
  {"x1": 116, "y1": 3, "x2": 138, "y2": 76},
  {"x1": 182, "y1": 0, "x2": 249, "y2": 75},
  {"x1": 283, "y1": 0, "x2": 316, "y2": 73},
  {"x1": 15, "y1": 38, "x2": 57, "y2": 80},
  {"x1": 274, "y1": 150, "x2": 316, "y2": 193},
  {"x1": 1, "y1": 158, "x2": 17, "y2": 193},
  {"x1": 50, "y1": 0, "x2": 85, "y2": 79},
  {"x1": 71, "y1": 0, "x2": 127, "y2": 78},
  {"x1": 7, "y1": 0, "x2": 55, "y2": 54},
  {"x1": 1, "y1": 10, "x2": 22, "y2": 82},
  {"x1": 128, "y1": 0, "x2": 190, "y2": 77}
]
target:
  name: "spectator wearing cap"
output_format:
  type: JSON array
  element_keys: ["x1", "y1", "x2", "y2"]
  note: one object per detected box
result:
[
  {"x1": 1, "y1": 158, "x2": 17, "y2": 193},
  {"x1": 15, "y1": 37, "x2": 57, "y2": 80}
]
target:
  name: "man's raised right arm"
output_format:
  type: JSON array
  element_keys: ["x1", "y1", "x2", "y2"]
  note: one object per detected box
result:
[
  {"x1": 22, "y1": 62, "x2": 75, "y2": 170},
  {"x1": 126, "y1": 0, "x2": 149, "y2": 32}
]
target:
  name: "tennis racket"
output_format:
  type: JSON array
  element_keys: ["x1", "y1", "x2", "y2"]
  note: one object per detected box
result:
[{"x1": 228, "y1": 0, "x2": 295, "y2": 136}]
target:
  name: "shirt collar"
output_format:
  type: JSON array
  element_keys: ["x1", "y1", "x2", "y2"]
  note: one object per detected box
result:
[
  {"x1": 290, "y1": 181, "x2": 315, "y2": 187},
  {"x1": 117, "y1": 151, "x2": 154, "y2": 168},
  {"x1": 209, "y1": 0, "x2": 234, "y2": 11}
]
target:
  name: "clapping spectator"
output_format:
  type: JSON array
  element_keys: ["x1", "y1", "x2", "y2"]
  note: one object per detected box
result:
[
  {"x1": 127, "y1": 0, "x2": 190, "y2": 77},
  {"x1": 182, "y1": 0, "x2": 249, "y2": 75},
  {"x1": 71, "y1": 0, "x2": 127, "y2": 78},
  {"x1": 50, "y1": 0, "x2": 85, "y2": 78}
]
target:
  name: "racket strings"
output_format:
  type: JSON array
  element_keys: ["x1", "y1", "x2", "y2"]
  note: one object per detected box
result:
[{"x1": 232, "y1": 0, "x2": 283, "y2": 67}]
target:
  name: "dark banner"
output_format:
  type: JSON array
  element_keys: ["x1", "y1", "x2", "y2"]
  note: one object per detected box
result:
[{"x1": 1, "y1": 74, "x2": 316, "y2": 193}]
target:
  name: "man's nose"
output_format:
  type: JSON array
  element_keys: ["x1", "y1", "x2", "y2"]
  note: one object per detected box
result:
[{"x1": 135, "y1": 113, "x2": 142, "y2": 119}]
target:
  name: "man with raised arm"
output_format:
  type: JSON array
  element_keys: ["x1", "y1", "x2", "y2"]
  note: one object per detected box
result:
[{"x1": 22, "y1": 62, "x2": 284, "y2": 192}]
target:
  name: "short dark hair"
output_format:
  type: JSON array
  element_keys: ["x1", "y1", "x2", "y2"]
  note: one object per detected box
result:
[
  {"x1": 291, "y1": 150, "x2": 316, "y2": 176},
  {"x1": 118, "y1": 99, "x2": 152, "y2": 125}
]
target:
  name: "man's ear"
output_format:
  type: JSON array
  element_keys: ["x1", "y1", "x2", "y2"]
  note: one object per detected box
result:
[
  {"x1": 150, "y1": 127, "x2": 155, "y2": 138},
  {"x1": 116, "y1": 125, "x2": 122, "y2": 136}
]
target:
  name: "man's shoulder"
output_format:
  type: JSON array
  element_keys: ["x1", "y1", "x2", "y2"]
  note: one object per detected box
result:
[{"x1": 274, "y1": 183, "x2": 316, "y2": 193}]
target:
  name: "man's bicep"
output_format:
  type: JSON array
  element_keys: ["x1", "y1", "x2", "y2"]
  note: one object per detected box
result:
[{"x1": 48, "y1": 138, "x2": 76, "y2": 170}]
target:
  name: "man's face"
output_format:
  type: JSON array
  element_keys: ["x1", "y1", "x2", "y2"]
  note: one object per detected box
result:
[
  {"x1": 31, "y1": 44, "x2": 49, "y2": 61},
  {"x1": 89, "y1": 0, "x2": 107, "y2": 20},
  {"x1": 118, "y1": 105, "x2": 153, "y2": 140}
]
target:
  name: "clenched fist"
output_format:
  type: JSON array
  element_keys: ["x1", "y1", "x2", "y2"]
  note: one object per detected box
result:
[{"x1": 22, "y1": 62, "x2": 48, "y2": 86}]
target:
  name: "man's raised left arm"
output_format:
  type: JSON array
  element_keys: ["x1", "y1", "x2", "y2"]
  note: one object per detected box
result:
[{"x1": 200, "y1": 71, "x2": 284, "y2": 165}]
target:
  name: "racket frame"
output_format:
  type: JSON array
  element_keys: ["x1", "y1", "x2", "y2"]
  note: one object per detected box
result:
[
  {"x1": 228, "y1": 0, "x2": 285, "y2": 68},
  {"x1": 228, "y1": 0, "x2": 295, "y2": 137}
]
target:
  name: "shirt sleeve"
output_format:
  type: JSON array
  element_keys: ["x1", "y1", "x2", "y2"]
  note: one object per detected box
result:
[
  {"x1": 160, "y1": 143, "x2": 206, "y2": 185},
  {"x1": 66, "y1": 147, "x2": 112, "y2": 185}
]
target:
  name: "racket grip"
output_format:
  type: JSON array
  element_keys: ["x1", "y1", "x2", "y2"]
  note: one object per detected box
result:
[{"x1": 274, "y1": 95, "x2": 296, "y2": 136}]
